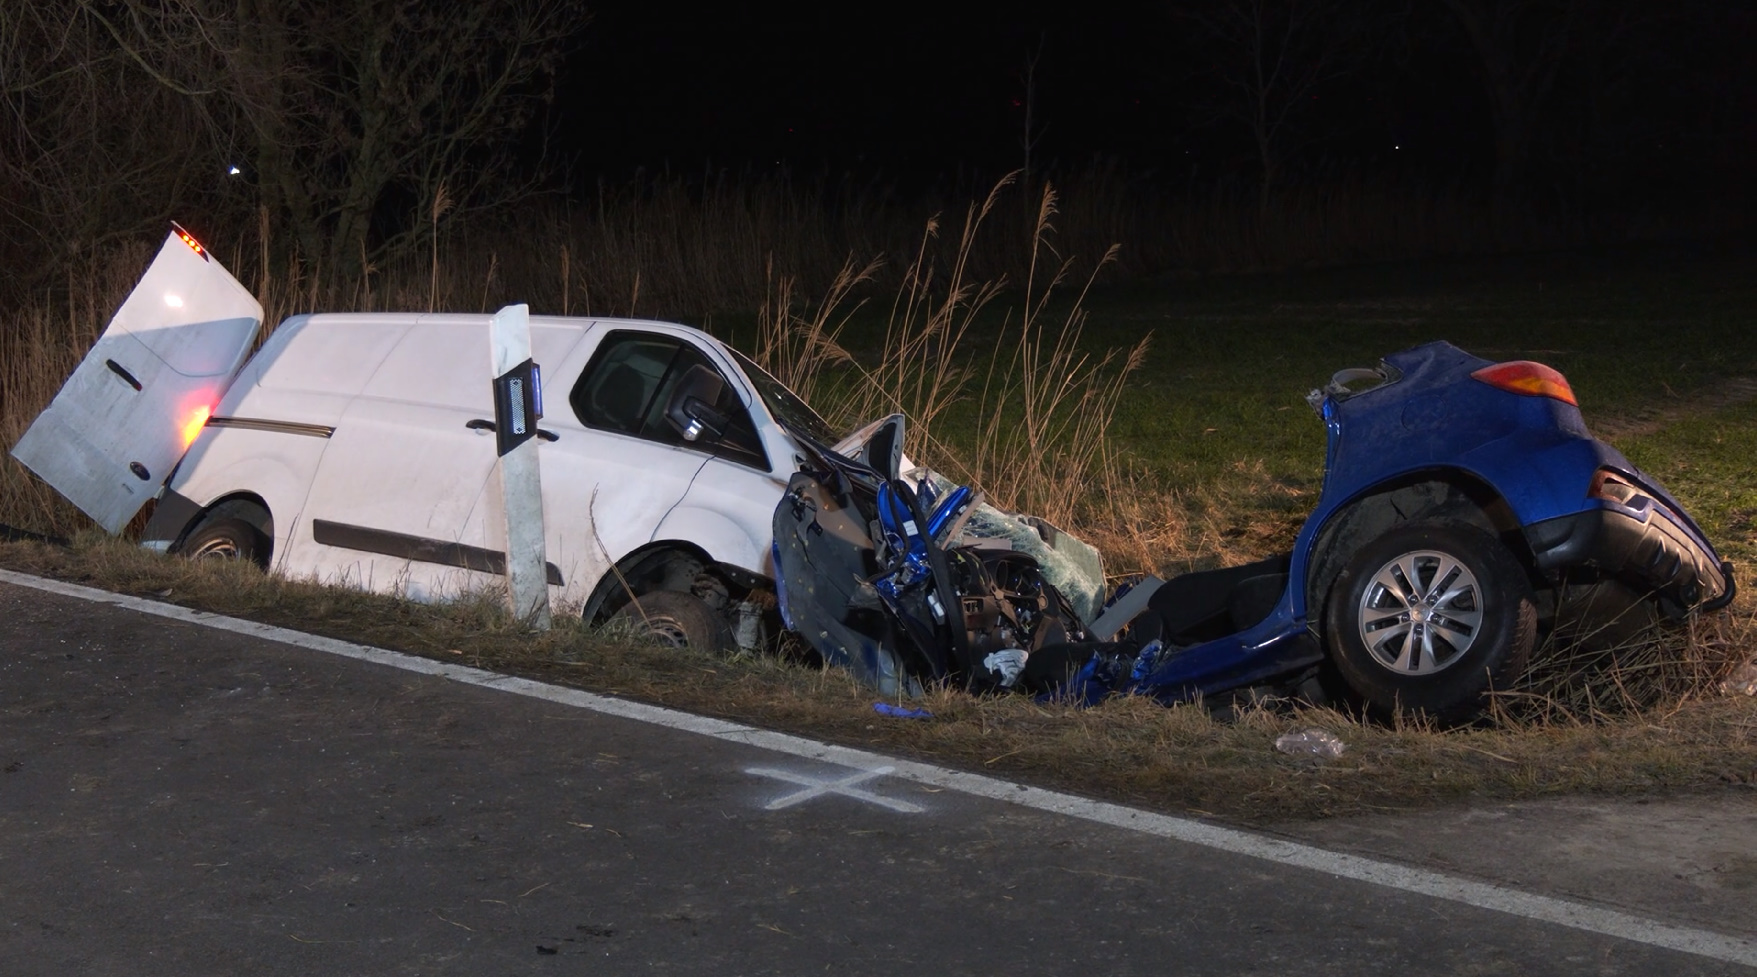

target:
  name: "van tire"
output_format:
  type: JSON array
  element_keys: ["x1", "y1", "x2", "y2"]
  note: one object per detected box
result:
[
  {"x1": 612, "y1": 591, "x2": 732, "y2": 652},
  {"x1": 180, "y1": 517, "x2": 269, "y2": 570}
]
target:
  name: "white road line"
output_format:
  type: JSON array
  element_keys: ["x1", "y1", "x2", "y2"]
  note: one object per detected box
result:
[{"x1": 4, "y1": 566, "x2": 1754, "y2": 969}]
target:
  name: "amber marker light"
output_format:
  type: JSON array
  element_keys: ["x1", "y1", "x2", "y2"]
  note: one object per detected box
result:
[
  {"x1": 1470, "y1": 360, "x2": 1578, "y2": 406},
  {"x1": 171, "y1": 221, "x2": 209, "y2": 260},
  {"x1": 181, "y1": 403, "x2": 213, "y2": 447}
]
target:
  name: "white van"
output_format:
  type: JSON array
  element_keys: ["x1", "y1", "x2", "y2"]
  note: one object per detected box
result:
[
  {"x1": 14, "y1": 227, "x2": 847, "y2": 648},
  {"x1": 18, "y1": 226, "x2": 1107, "y2": 655}
]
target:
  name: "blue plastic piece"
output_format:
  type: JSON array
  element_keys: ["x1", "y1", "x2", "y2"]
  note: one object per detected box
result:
[
  {"x1": 925, "y1": 484, "x2": 974, "y2": 538},
  {"x1": 874, "y1": 479, "x2": 934, "y2": 599},
  {"x1": 873, "y1": 702, "x2": 933, "y2": 719},
  {"x1": 1129, "y1": 640, "x2": 1164, "y2": 684}
]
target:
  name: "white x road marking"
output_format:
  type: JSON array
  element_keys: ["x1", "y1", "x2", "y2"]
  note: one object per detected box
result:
[{"x1": 746, "y1": 764, "x2": 924, "y2": 813}]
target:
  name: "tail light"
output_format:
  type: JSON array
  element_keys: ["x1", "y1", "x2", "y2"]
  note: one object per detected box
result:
[
  {"x1": 180, "y1": 403, "x2": 214, "y2": 448},
  {"x1": 1470, "y1": 361, "x2": 1578, "y2": 406},
  {"x1": 1588, "y1": 468, "x2": 1640, "y2": 505}
]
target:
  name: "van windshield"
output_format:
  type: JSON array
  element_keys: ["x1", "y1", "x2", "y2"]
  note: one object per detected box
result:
[{"x1": 724, "y1": 347, "x2": 838, "y2": 445}]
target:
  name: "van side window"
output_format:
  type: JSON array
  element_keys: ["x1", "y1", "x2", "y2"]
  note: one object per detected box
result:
[
  {"x1": 570, "y1": 333, "x2": 675, "y2": 435},
  {"x1": 570, "y1": 331, "x2": 770, "y2": 471}
]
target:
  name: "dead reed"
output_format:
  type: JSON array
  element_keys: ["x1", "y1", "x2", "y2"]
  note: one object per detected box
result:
[
  {"x1": 1488, "y1": 593, "x2": 1756, "y2": 725},
  {"x1": 748, "y1": 175, "x2": 1149, "y2": 531}
]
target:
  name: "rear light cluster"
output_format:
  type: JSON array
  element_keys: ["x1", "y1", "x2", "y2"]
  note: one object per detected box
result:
[
  {"x1": 181, "y1": 403, "x2": 214, "y2": 448},
  {"x1": 1589, "y1": 468, "x2": 1641, "y2": 505},
  {"x1": 1470, "y1": 360, "x2": 1578, "y2": 406}
]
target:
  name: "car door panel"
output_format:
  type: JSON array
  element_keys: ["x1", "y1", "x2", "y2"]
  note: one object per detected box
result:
[{"x1": 11, "y1": 229, "x2": 262, "y2": 532}]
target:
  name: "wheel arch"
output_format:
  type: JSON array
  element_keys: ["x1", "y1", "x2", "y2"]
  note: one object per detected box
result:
[
  {"x1": 170, "y1": 491, "x2": 274, "y2": 552},
  {"x1": 582, "y1": 539, "x2": 768, "y2": 623},
  {"x1": 1304, "y1": 469, "x2": 1533, "y2": 628}
]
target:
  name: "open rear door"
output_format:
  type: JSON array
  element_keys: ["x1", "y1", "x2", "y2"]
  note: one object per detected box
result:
[{"x1": 10, "y1": 225, "x2": 263, "y2": 532}]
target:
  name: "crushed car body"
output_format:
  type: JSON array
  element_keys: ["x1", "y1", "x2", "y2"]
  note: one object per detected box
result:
[
  {"x1": 772, "y1": 414, "x2": 1106, "y2": 697},
  {"x1": 773, "y1": 342, "x2": 1735, "y2": 721}
]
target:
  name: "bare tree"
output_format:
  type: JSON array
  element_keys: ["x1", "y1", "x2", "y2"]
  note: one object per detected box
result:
[
  {"x1": 1017, "y1": 37, "x2": 1048, "y2": 189},
  {"x1": 0, "y1": 2, "x2": 237, "y2": 293},
  {"x1": 0, "y1": 0, "x2": 587, "y2": 294},
  {"x1": 1434, "y1": 0, "x2": 1584, "y2": 223},
  {"x1": 1172, "y1": 0, "x2": 1386, "y2": 222},
  {"x1": 222, "y1": 0, "x2": 588, "y2": 276}
]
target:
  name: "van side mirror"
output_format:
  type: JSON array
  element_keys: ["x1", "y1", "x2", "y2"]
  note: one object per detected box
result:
[{"x1": 664, "y1": 364, "x2": 729, "y2": 443}]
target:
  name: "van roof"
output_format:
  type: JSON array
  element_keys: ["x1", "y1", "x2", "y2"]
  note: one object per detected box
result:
[{"x1": 284, "y1": 312, "x2": 714, "y2": 338}]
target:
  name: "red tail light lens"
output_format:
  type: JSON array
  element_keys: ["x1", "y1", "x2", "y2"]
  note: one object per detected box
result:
[
  {"x1": 1588, "y1": 468, "x2": 1639, "y2": 504},
  {"x1": 1470, "y1": 360, "x2": 1578, "y2": 406}
]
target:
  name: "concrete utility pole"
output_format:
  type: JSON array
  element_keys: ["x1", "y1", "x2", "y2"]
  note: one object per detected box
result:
[{"x1": 489, "y1": 303, "x2": 551, "y2": 629}]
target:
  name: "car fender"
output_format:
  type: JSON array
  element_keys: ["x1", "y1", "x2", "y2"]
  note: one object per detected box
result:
[
  {"x1": 162, "y1": 434, "x2": 325, "y2": 559},
  {"x1": 1291, "y1": 432, "x2": 1620, "y2": 620},
  {"x1": 651, "y1": 504, "x2": 772, "y2": 579}
]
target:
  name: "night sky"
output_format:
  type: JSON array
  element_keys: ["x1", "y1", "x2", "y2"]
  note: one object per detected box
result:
[
  {"x1": 553, "y1": 1, "x2": 1752, "y2": 204},
  {"x1": 560, "y1": 1, "x2": 1160, "y2": 177}
]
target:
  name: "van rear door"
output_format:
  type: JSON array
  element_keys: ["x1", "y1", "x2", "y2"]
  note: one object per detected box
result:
[{"x1": 10, "y1": 226, "x2": 263, "y2": 532}]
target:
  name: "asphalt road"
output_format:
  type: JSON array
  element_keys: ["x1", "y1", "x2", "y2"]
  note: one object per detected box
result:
[{"x1": 1, "y1": 577, "x2": 1752, "y2": 976}]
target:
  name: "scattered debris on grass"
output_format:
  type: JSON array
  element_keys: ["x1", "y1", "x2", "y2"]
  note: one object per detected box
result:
[{"x1": 1275, "y1": 729, "x2": 1347, "y2": 759}]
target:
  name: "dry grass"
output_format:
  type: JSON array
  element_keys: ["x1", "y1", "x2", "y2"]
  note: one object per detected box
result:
[
  {"x1": 1488, "y1": 594, "x2": 1757, "y2": 724},
  {"x1": 4, "y1": 533, "x2": 1753, "y2": 823},
  {"x1": 749, "y1": 175, "x2": 1148, "y2": 530}
]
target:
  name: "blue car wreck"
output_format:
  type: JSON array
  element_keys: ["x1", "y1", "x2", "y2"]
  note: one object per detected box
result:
[{"x1": 771, "y1": 341, "x2": 1735, "y2": 721}]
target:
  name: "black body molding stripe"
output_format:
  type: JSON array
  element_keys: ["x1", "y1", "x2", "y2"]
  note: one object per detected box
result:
[
  {"x1": 207, "y1": 416, "x2": 336, "y2": 438},
  {"x1": 312, "y1": 519, "x2": 564, "y2": 586}
]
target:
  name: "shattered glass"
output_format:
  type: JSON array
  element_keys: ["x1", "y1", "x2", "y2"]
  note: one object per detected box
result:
[{"x1": 916, "y1": 471, "x2": 1107, "y2": 625}]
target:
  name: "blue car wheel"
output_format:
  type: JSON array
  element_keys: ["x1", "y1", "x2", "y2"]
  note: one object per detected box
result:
[{"x1": 1326, "y1": 521, "x2": 1537, "y2": 722}]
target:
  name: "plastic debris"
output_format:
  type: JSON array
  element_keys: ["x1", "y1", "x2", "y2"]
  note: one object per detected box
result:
[
  {"x1": 1722, "y1": 662, "x2": 1757, "y2": 697},
  {"x1": 873, "y1": 702, "x2": 933, "y2": 719},
  {"x1": 982, "y1": 648, "x2": 1027, "y2": 688},
  {"x1": 1275, "y1": 728, "x2": 1346, "y2": 758},
  {"x1": 1129, "y1": 640, "x2": 1165, "y2": 684}
]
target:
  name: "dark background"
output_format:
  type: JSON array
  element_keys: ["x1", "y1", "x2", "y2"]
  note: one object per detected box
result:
[
  {"x1": 555, "y1": 0, "x2": 1752, "y2": 204},
  {"x1": 3, "y1": 0, "x2": 1754, "y2": 304}
]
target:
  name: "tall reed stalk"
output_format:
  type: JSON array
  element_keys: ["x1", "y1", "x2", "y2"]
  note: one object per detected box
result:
[{"x1": 749, "y1": 175, "x2": 1146, "y2": 531}]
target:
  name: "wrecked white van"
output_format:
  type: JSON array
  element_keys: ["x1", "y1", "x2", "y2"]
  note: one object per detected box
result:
[
  {"x1": 14, "y1": 226, "x2": 1106, "y2": 651},
  {"x1": 13, "y1": 227, "x2": 851, "y2": 647}
]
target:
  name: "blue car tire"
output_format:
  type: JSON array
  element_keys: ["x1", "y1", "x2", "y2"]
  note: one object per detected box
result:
[{"x1": 1325, "y1": 521, "x2": 1537, "y2": 722}]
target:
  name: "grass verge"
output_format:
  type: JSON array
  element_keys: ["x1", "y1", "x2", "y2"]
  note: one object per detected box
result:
[{"x1": 4, "y1": 533, "x2": 1753, "y2": 825}]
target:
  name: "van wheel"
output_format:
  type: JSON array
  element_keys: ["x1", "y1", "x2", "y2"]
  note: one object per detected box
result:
[
  {"x1": 180, "y1": 517, "x2": 270, "y2": 570},
  {"x1": 612, "y1": 591, "x2": 732, "y2": 652}
]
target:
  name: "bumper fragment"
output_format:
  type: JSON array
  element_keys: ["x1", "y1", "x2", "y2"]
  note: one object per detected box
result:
[{"x1": 1526, "y1": 501, "x2": 1732, "y2": 611}]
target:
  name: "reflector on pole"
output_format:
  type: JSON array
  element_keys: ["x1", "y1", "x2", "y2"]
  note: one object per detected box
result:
[{"x1": 490, "y1": 303, "x2": 551, "y2": 629}]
